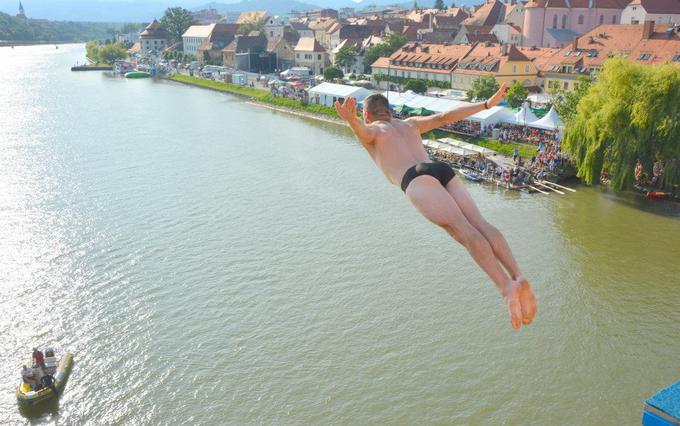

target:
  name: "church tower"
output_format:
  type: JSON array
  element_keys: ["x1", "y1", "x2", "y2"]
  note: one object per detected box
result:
[{"x1": 17, "y1": 2, "x2": 27, "y2": 19}]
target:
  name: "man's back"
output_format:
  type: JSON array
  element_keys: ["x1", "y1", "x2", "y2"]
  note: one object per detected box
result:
[{"x1": 364, "y1": 119, "x2": 430, "y2": 186}]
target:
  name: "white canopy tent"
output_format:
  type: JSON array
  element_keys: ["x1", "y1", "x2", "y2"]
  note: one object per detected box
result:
[
  {"x1": 529, "y1": 106, "x2": 564, "y2": 131},
  {"x1": 380, "y1": 91, "x2": 516, "y2": 128},
  {"x1": 438, "y1": 138, "x2": 497, "y2": 155},
  {"x1": 308, "y1": 83, "x2": 372, "y2": 107},
  {"x1": 515, "y1": 102, "x2": 539, "y2": 126}
]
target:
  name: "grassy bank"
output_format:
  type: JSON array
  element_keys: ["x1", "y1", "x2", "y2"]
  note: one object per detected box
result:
[
  {"x1": 169, "y1": 74, "x2": 337, "y2": 118},
  {"x1": 424, "y1": 129, "x2": 536, "y2": 158},
  {"x1": 472, "y1": 137, "x2": 537, "y2": 159}
]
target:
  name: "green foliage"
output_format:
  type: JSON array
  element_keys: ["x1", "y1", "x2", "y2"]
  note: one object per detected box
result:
[
  {"x1": 0, "y1": 11, "x2": 118, "y2": 42},
  {"x1": 466, "y1": 75, "x2": 499, "y2": 101},
  {"x1": 160, "y1": 7, "x2": 194, "y2": 43},
  {"x1": 404, "y1": 79, "x2": 427, "y2": 93},
  {"x1": 505, "y1": 81, "x2": 529, "y2": 108},
  {"x1": 238, "y1": 18, "x2": 265, "y2": 35},
  {"x1": 363, "y1": 32, "x2": 408, "y2": 73},
  {"x1": 563, "y1": 59, "x2": 680, "y2": 191},
  {"x1": 162, "y1": 50, "x2": 195, "y2": 62},
  {"x1": 373, "y1": 74, "x2": 451, "y2": 89},
  {"x1": 86, "y1": 40, "x2": 127, "y2": 64},
  {"x1": 97, "y1": 43, "x2": 127, "y2": 64},
  {"x1": 334, "y1": 45, "x2": 357, "y2": 70},
  {"x1": 120, "y1": 23, "x2": 146, "y2": 34},
  {"x1": 550, "y1": 76, "x2": 592, "y2": 124},
  {"x1": 323, "y1": 67, "x2": 344, "y2": 81},
  {"x1": 434, "y1": 0, "x2": 445, "y2": 9},
  {"x1": 348, "y1": 73, "x2": 357, "y2": 80}
]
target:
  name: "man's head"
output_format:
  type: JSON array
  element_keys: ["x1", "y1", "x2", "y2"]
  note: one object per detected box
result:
[{"x1": 363, "y1": 94, "x2": 391, "y2": 123}]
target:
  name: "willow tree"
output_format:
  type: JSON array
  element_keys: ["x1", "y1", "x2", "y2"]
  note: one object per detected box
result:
[{"x1": 563, "y1": 58, "x2": 680, "y2": 191}]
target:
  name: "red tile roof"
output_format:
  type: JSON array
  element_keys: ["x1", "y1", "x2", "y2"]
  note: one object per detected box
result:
[
  {"x1": 540, "y1": 23, "x2": 680, "y2": 71},
  {"x1": 463, "y1": 0, "x2": 504, "y2": 27}
]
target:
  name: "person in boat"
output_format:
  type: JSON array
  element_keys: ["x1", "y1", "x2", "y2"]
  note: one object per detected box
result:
[
  {"x1": 21, "y1": 365, "x2": 36, "y2": 390},
  {"x1": 40, "y1": 373, "x2": 58, "y2": 395},
  {"x1": 334, "y1": 85, "x2": 537, "y2": 330},
  {"x1": 32, "y1": 348, "x2": 44, "y2": 367},
  {"x1": 634, "y1": 159, "x2": 644, "y2": 183}
]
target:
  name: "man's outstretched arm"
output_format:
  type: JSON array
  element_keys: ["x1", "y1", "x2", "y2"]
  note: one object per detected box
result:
[
  {"x1": 335, "y1": 97, "x2": 376, "y2": 145},
  {"x1": 407, "y1": 83, "x2": 508, "y2": 134}
]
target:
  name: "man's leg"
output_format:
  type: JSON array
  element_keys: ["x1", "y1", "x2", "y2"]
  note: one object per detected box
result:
[
  {"x1": 445, "y1": 177, "x2": 523, "y2": 281},
  {"x1": 445, "y1": 176, "x2": 537, "y2": 324},
  {"x1": 405, "y1": 176, "x2": 512, "y2": 293}
]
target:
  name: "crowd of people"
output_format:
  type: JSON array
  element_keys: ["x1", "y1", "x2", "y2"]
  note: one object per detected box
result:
[
  {"x1": 441, "y1": 119, "x2": 482, "y2": 136},
  {"x1": 496, "y1": 123, "x2": 560, "y2": 147},
  {"x1": 21, "y1": 348, "x2": 58, "y2": 394}
]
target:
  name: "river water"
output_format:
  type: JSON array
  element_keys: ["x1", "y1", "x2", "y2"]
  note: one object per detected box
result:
[{"x1": 1, "y1": 44, "x2": 679, "y2": 425}]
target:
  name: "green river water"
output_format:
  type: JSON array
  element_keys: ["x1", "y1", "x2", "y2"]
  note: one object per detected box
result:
[{"x1": 1, "y1": 44, "x2": 679, "y2": 425}]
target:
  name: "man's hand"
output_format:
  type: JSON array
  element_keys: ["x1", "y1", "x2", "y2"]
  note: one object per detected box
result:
[
  {"x1": 487, "y1": 83, "x2": 509, "y2": 109},
  {"x1": 335, "y1": 97, "x2": 358, "y2": 122},
  {"x1": 502, "y1": 278, "x2": 537, "y2": 330}
]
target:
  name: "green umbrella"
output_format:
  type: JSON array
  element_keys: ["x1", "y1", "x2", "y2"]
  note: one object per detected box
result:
[
  {"x1": 411, "y1": 107, "x2": 434, "y2": 116},
  {"x1": 393, "y1": 104, "x2": 414, "y2": 115}
]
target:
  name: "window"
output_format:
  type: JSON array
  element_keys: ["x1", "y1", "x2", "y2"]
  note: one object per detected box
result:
[
  {"x1": 563, "y1": 81, "x2": 569, "y2": 90},
  {"x1": 565, "y1": 50, "x2": 572, "y2": 56},
  {"x1": 552, "y1": 14, "x2": 558, "y2": 28},
  {"x1": 562, "y1": 15, "x2": 567, "y2": 29},
  {"x1": 612, "y1": 15, "x2": 616, "y2": 24},
  {"x1": 599, "y1": 15, "x2": 604, "y2": 24},
  {"x1": 512, "y1": 64, "x2": 517, "y2": 72},
  {"x1": 318, "y1": 54, "x2": 321, "y2": 60},
  {"x1": 296, "y1": 53, "x2": 300, "y2": 59},
  {"x1": 672, "y1": 54, "x2": 680, "y2": 62},
  {"x1": 637, "y1": 53, "x2": 651, "y2": 60},
  {"x1": 578, "y1": 15, "x2": 584, "y2": 24},
  {"x1": 525, "y1": 65, "x2": 530, "y2": 72},
  {"x1": 270, "y1": 31, "x2": 273, "y2": 37}
]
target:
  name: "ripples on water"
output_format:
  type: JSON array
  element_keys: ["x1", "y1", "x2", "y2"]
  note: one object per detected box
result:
[{"x1": 1, "y1": 45, "x2": 679, "y2": 425}]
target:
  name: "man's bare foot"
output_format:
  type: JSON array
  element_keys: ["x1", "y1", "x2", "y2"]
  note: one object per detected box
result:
[{"x1": 502, "y1": 277, "x2": 537, "y2": 330}]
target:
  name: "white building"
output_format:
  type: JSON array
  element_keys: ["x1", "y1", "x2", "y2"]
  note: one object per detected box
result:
[
  {"x1": 620, "y1": 0, "x2": 680, "y2": 24},
  {"x1": 139, "y1": 20, "x2": 170, "y2": 55},
  {"x1": 182, "y1": 24, "x2": 216, "y2": 57},
  {"x1": 294, "y1": 37, "x2": 328, "y2": 75},
  {"x1": 265, "y1": 16, "x2": 286, "y2": 40},
  {"x1": 308, "y1": 83, "x2": 372, "y2": 107},
  {"x1": 492, "y1": 23, "x2": 523, "y2": 45}
]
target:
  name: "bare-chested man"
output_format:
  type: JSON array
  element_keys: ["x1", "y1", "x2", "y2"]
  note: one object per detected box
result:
[{"x1": 335, "y1": 84, "x2": 537, "y2": 330}]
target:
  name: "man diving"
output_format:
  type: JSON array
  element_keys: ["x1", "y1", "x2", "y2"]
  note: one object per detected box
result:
[{"x1": 335, "y1": 84, "x2": 537, "y2": 330}]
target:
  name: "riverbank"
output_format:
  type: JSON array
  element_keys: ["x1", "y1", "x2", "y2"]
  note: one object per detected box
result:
[
  {"x1": 0, "y1": 41, "x2": 76, "y2": 47},
  {"x1": 71, "y1": 65, "x2": 113, "y2": 71},
  {"x1": 168, "y1": 74, "x2": 341, "y2": 120}
]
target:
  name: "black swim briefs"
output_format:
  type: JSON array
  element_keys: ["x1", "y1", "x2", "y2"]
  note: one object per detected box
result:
[{"x1": 400, "y1": 161, "x2": 456, "y2": 192}]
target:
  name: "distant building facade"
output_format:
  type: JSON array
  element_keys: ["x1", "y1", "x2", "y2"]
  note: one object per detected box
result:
[{"x1": 139, "y1": 20, "x2": 170, "y2": 55}]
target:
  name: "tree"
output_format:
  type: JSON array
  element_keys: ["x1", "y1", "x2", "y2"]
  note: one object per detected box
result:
[
  {"x1": 413, "y1": 1, "x2": 419, "y2": 10},
  {"x1": 323, "y1": 67, "x2": 344, "y2": 81},
  {"x1": 564, "y1": 58, "x2": 680, "y2": 191},
  {"x1": 434, "y1": 0, "x2": 445, "y2": 9},
  {"x1": 238, "y1": 18, "x2": 265, "y2": 35},
  {"x1": 160, "y1": 7, "x2": 194, "y2": 43},
  {"x1": 466, "y1": 75, "x2": 499, "y2": 101},
  {"x1": 363, "y1": 32, "x2": 408, "y2": 73},
  {"x1": 334, "y1": 45, "x2": 357, "y2": 71},
  {"x1": 550, "y1": 76, "x2": 592, "y2": 124},
  {"x1": 97, "y1": 43, "x2": 127, "y2": 64},
  {"x1": 404, "y1": 80, "x2": 427, "y2": 93},
  {"x1": 505, "y1": 81, "x2": 529, "y2": 108}
]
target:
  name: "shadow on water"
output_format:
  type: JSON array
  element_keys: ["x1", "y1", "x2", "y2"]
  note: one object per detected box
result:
[
  {"x1": 602, "y1": 188, "x2": 680, "y2": 218},
  {"x1": 18, "y1": 398, "x2": 60, "y2": 423}
]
